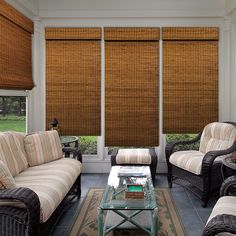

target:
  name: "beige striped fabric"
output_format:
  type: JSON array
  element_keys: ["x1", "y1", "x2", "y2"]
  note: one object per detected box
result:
[
  {"x1": 200, "y1": 122, "x2": 236, "y2": 154},
  {"x1": 0, "y1": 132, "x2": 28, "y2": 177},
  {"x1": 206, "y1": 196, "x2": 236, "y2": 224},
  {"x1": 24, "y1": 130, "x2": 63, "y2": 167},
  {"x1": 14, "y1": 158, "x2": 82, "y2": 222},
  {"x1": 170, "y1": 150, "x2": 205, "y2": 175},
  {"x1": 116, "y1": 149, "x2": 151, "y2": 165},
  {"x1": 0, "y1": 160, "x2": 16, "y2": 189}
]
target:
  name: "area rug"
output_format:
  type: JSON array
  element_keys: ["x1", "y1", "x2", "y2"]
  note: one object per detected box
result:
[{"x1": 69, "y1": 188, "x2": 186, "y2": 236}]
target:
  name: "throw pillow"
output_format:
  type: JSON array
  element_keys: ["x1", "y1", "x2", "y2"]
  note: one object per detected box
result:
[
  {"x1": 24, "y1": 130, "x2": 63, "y2": 166},
  {"x1": 0, "y1": 160, "x2": 16, "y2": 189}
]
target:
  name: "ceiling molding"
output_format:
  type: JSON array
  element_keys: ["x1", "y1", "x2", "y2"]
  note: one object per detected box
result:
[
  {"x1": 225, "y1": 0, "x2": 236, "y2": 15},
  {"x1": 39, "y1": 9, "x2": 225, "y2": 19}
]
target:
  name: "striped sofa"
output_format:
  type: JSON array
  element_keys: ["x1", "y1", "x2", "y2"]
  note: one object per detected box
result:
[{"x1": 0, "y1": 131, "x2": 82, "y2": 236}]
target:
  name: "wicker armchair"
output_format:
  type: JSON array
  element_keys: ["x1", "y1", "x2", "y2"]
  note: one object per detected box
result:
[
  {"x1": 0, "y1": 147, "x2": 82, "y2": 236},
  {"x1": 166, "y1": 122, "x2": 236, "y2": 207},
  {"x1": 203, "y1": 175, "x2": 236, "y2": 236}
]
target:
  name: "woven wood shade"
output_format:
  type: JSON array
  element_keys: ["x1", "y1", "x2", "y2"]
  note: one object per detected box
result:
[
  {"x1": 105, "y1": 28, "x2": 159, "y2": 147},
  {"x1": 0, "y1": 0, "x2": 33, "y2": 33},
  {"x1": 46, "y1": 28, "x2": 101, "y2": 135},
  {"x1": 163, "y1": 27, "x2": 219, "y2": 133},
  {"x1": 45, "y1": 27, "x2": 101, "y2": 40},
  {"x1": 104, "y1": 27, "x2": 160, "y2": 41},
  {"x1": 0, "y1": 14, "x2": 34, "y2": 90}
]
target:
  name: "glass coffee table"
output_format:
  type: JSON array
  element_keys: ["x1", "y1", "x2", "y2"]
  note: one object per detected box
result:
[{"x1": 98, "y1": 166, "x2": 157, "y2": 236}]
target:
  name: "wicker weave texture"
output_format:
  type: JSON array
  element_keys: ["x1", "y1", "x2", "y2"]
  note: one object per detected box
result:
[
  {"x1": 0, "y1": 0, "x2": 33, "y2": 33},
  {"x1": 45, "y1": 27, "x2": 101, "y2": 40},
  {"x1": 162, "y1": 27, "x2": 219, "y2": 40},
  {"x1": 0, "y1": 15, "x2": 34, "y2": 90},
  {"x1": 104, "y1": 27, "x2": 160, "y2": 41},
  {"x1": 163, "y1": 40, "x2": 218, "y2": 133},
  {"x1": 46, "y1": 39, "x2": 101, "y2": 135},
  {"x1": 105, "y1": 40, "x2": 159, "y2": 147}
]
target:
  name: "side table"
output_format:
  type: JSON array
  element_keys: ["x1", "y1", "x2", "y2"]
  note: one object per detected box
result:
[
  {"x1": 60, "y1": 136, "x2": 79, "y2": 157},
  {"x1": 222, "y1": 156, "x2": 236, "y2": 179}
]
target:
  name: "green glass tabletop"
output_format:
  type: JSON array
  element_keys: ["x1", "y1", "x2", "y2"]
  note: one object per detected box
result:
[{"x1": 99, "y1": 166, "x2": 157, "y2": 210}]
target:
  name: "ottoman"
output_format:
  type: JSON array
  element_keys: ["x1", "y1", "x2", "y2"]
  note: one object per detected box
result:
[{"x1": 111, "y1": 148, "x2": 157, "y2": 185}]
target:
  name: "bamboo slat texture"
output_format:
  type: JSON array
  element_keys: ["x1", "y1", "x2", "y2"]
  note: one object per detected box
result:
[
  {"x1": 163, "y1": 27, "x2": 219, "y2": 133},
  {"x1": 46, "y1": 28, "x2": 101, "y2": 135},
  {"x1": 105, "y1": 28, "x2": 159, "y2": 147},
  {"x1": 0, "y1": 15, "x2": 34, "y2": 90},
  {"x1": 104, "y1": 27, "x2": 160, "y2": 41},
  {"x1": 0, "y1": 0, "x2": 33, "y2": 33},
  {"x1": 162, "y1": 27, "x2": 219, "y2": 41},
  {"x1": 45, "y1": 27, "x2": 101, "y2": 40}
]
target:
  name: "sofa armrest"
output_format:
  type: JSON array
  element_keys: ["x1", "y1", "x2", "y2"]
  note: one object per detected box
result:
[
  {"x1": 220, "y1": 175, "x2": 236, "y2": 197},
  {"x1": 0, "y1": 187, "x2": 40, "y2": 234},
  {"x1": 203, "y1": 214, "x2": 236, "y2": 236},
  {"x1": 62, "y1": 147, "x2": 82, "y2": 163}
]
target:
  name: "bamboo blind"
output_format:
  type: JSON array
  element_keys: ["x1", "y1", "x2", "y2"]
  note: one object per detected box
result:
[
  {"x1": 0, "y1": 0, "x2": 33, "y2": 33},
  {"x1": 46, "y1": 28, "x2": 101, "y2": 135},
  {"x1": 0, "y1": 13, "x2": 34, "y2": 90},
  {"x1": 105, "y1": 27, "x2": 159, "y2": 147},
  {"x1": 163, "y1": 27, "x2": 219, "y2": 133}
]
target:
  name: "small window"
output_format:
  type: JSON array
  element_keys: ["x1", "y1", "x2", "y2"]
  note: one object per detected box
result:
[
  {"x1": 79, "y1": 136, "x2": 97, "y2": 155},
  {"x1": 0, "y1": 96, "x2": 26, "y2": 132}
]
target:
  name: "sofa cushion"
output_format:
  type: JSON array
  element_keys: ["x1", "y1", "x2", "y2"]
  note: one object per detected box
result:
[
  {"x1": 206, "y1": 196, "x2": 236, "y2": 224},
  {"x1": 0, "y1": 160, "x2": 16, "y2": 189},
  {"x1": 24, "y1": 130, "x2": 63, "y2": 167},
  {"x1": 169, "y1": 150, "x2": 205, "y2": 175},
  {"x1": 116, "y1": 149, "x2": 152, "y2": 165},
  {"x1": 200, "y1": 122, "x2": 236, "y2": 154},
  {"x1": 14, "y1": 158, "x2": 82, "y2": 222},
  {"x1": 0, "y1": 131, "x2": 28, "y2": 176}
]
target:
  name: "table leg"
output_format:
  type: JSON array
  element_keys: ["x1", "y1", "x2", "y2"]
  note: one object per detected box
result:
[
  {"x1": 151, "y1": 207, "x2": 158, "y2": 236},
  {"x1": 98, "y1": 208, "x2": 103, "y2": 236}
]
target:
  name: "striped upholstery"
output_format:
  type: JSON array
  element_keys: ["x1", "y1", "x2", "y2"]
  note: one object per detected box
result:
[
  {"x1": 24, "y1": 130, "x2": 63, "y2": 167},
  {"x1": 200, "y1": 122, "x2": 236, "y2": 154},
  {"x1": 116, "y1": 148, "x2": 151, "y2": 165},
  {"x1": 170, "y1": 150, "x2": 205, "y2": 175},
  {"x1": 14, "y1": 158, "x2": 82, "y2": 222},
  {"x1": 0, "y1": 132, "x2": 28, "y2": 177},
  {"x1": 206, "y1": 196, "x2": 236, "y2": 224},
  {"x1": 170, "y1": 122, "x2": 236, "y2": 175},
  {"x1": 0, "y1": 160, "x2": 16, "y2": 189}
]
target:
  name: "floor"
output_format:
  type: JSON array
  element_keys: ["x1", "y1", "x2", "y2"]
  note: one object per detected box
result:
[{"x1": 51, "y1": 174, "x2": 217, "y2": 236}]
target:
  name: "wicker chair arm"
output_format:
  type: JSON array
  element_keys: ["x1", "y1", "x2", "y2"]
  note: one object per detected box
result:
[
  {"x1": 0, "y1": 187, "x2": 40, "y2": 226},
  {"x1": 202, "y1": 142, "x2": 236, "y2": 175},
  {"x1": 111, "y1": 149, "x2": 118, "y2": 166},
  {"x1": 203, "y1": 214, "x2": 236, "y2": 236},
  {"x1": 220, "y1": 175, "x2": 236, "y2": 197},
  {"x1": 165, "y1": 133, "x2": 202, "y2": 161},
  {"x1": 62, "y1": 147, "x2": 82, "y2": 163}
]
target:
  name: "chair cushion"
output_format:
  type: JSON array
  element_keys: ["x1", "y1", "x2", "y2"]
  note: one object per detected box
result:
[
  {"x1": 14, "y1": 158, "x2": 82, "y2": 222},
  {"x1": 0, "y1": 131, "x2": 28, "y2": 177},
  {"x1": 24, "y1": 130, "x2": 63, "y2": 167},
  {"x1": 206, "y1": 196, "x2": 236, "y2": 224},
  {"x1": 169, "y1": 150, "x2": 205, "y2": 175},
  {"x1": 200, "y1": 122, "x2": 236, "y2": 154},
  {"x1": 0, "y1": 160, "x2": 16, "y2": 189},
  {"x1": 116, "y1": 149, "x2": 152, "y2": 165}
]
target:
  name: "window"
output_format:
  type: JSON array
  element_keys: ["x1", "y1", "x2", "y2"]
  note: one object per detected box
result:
[{"x1": 0, "y1": 96, "x2": 26, "y2": 132}]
